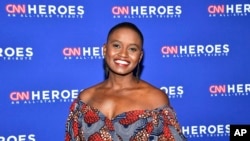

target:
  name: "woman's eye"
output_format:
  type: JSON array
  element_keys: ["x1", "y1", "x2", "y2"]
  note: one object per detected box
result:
[
  {"x1": 129, "y1": 48, "x2": 137, "y2": 52},
  {"x1": 113, "y1": 44, "x2": 120, "y2": 48}
]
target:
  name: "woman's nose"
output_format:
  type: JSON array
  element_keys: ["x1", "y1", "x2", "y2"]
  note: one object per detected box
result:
[{"x1": 118, "y1": 48, "x2": 128, "y2": 57}]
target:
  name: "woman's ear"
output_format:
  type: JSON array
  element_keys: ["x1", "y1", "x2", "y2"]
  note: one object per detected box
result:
[
  {"x1": 103, "y1": 43, "x2": 107, "y2": 56},
  {"x1": 139, "y1": 51, "x2": 143, "y2": 63}
]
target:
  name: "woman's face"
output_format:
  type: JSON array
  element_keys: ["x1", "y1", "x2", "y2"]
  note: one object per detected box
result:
[{"x1": 103, "y1": 27, "x2": 143, "y2": 76}]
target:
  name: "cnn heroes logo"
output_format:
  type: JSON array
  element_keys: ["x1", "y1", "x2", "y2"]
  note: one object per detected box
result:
[
  {"x1": 182, "y1": 124, "x2": 230, "y2": 138},
  {"x1": 112, "y1": 5, "x2": 182, "y2": 19},
  {"x1": 63, "y1": 46, "x2": 104, "y2": 60},
  {"x1": 208, "y1": 3, "x2": 250, "y2": 17},
  {"x1": 160, "y1": 85, "x2": 184, "y2": 98},
  {"x1": 209, "y1": 83, "x2": 250, "y2": 97},
  {"x1": 0, "y1": 47, "x2": 33, "y2": 60},
  {"x1": 161, "y1": 44, "x2": 229, "y2": 58},
  {"x1": 10, "y1": 89, "x2": 80, "y2": 104},
  {"x1": 0, "y1": 134, "x2": 35, "y2": 141},
  {"x1": 6, "y1": 4, "x2": 84, "y2": 18}
]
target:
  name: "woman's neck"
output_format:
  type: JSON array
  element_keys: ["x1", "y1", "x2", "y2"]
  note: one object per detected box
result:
[{"x1": 105, "y1": 73, "x2": 139, "y2": 90}]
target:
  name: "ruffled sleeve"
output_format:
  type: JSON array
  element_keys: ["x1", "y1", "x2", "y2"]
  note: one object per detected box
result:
[
  {"x1": 158, "y1": 106, "x2": 187, "y2": 141},
  {"x1": 65, "y1": 99, "x2": 84, "y2": 141}
]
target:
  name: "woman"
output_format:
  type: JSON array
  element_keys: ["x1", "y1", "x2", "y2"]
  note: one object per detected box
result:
[{"x1": 65, "y1": 22, "x2": 186, "y2": 141}]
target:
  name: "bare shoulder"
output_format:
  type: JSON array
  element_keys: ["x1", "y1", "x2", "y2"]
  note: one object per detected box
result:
[
  {"x1": 140, "y1": 80, "x2": 170, "y2": 108},
  {"x1": 78, "y1": 82, "x2": 103, "y2": 103}
]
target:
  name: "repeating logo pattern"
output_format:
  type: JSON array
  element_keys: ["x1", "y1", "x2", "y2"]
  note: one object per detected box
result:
[
  {"x1": 208, "y1": 3, "x2": 250, "y2": 17},
  {"x1": 209, "y1": 84, "x2": 250, "y2": 97},
  {"x1": 182, "y1": 124, "x2": 230, "y2": 138},
  {"x1": 10, "y1": 89, "x2": 80, "y2": 104},
  {"x1": 6, "y1": 4, "x2": 84, "y2": 18},
  {"x1": 161, "y1": 44, "x2": 229, "y2": 58},
  {"x1": 112, "y1": 5, "x2": 182, "y2": 19},
  {"x1": 1, "y1": 1, "x2": 249, "y2": 141},
  {"x1": 63, "y1": 46, "x2": 104, "y2": 60},
  {"x1": 0, "y1": 47, "x2": 33, "y2": 61},
  {"x1": 160, "y1": 86, "x2": 184, "y2": 98}
]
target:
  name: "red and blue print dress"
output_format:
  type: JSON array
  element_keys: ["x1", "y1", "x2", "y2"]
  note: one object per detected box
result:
[{"x1": 65, "y1": 98, "x2": 186, "y2": 141}]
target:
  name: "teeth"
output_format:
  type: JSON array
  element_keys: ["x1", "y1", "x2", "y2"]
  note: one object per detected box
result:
[{"x1": 115, "y1": 60, "x2": 129, "y2": 65}]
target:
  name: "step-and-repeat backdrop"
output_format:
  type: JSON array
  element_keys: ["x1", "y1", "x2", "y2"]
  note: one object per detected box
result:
[{"x1": 1, "y1": 0, "x2": 250, "y2": 141}]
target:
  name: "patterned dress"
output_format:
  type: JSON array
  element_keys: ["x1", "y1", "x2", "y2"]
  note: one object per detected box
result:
[{"x1": 65, "y1": 98, "x2": 186, "y2": 141}]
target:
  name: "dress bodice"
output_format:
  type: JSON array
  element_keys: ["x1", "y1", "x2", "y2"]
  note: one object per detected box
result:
[{"x1": 65, "y1": 98, "x2": 186, "y2": 141}]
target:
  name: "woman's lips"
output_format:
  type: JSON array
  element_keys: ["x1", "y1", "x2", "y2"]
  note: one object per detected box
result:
[{"x1": 114, "y1": 59, "x2": 130, "y2": 65}]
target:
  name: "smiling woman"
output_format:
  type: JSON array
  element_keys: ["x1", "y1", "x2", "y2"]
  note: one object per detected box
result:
[
  {"x1": 103, "y1": 23, "x2": 143, "y2": 80},
  {"x1": 65, "y1": 22, "x2": 187, "y2": 141}
]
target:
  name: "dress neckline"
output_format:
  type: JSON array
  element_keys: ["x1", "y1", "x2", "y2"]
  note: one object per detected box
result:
[{"x1": 76, "y1": 98, "x2": 171, "y2": 121}]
